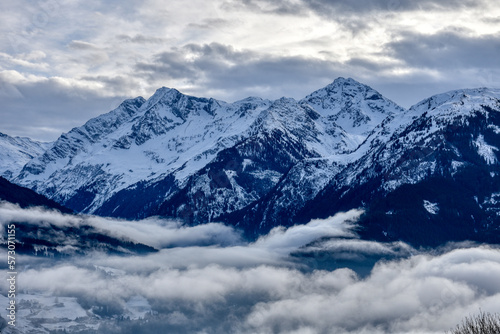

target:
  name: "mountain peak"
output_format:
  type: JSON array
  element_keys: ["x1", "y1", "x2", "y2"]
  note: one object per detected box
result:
[
  {"x1": 328, "y1": 77, "x2": 363, "y2": 87},
  {"x1": 144, "y1": 86, "x2": 182, "y2": 107},
  {"x1": 139, "y1": 86, "x2": 230, "y2": 121},
  {"x1": 302, "y1": 77, "x2": 393, "y2": 106},
  {"x1": 149, "y1": 86, "x2": 181, "y2": 95},
  {"x1": 300, "y1": 78, "x2": 405, "y2": 137}
]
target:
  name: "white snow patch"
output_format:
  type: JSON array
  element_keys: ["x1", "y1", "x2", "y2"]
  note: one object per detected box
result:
[
  {"x1": 423, "y1": 200, "x2": 439, "y2": 215},
  {"x1": 473, "y1": 134, "x2": 498, "y2": 165},
  {"x1": 451, "y1": 160, "x2": 465, "y2": 173},
  {"x1": 4, "y1": 293, "x2": 94, "y2": 333},
  {"x1": 484, "y1": 192, "x2": 500, "y2": 205},
  {"x1": 242, "y1": 159, "x2": 253, "y2": 171},
  {"x1": 0, "y1": 134, "x2": 50, "y2": 179},
  {"x1": 488, "y1": 124, "x2": 500, "y2": 134}
]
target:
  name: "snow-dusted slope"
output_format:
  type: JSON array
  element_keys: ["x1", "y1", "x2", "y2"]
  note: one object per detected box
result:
[
  {"x1": 360, "y1": 87, "x2": 500, "y2": 192},
  {"x1": 12, "y1": 78, "x2": 500, "y2": 245},
  {"x1": 300, "y1": 77, "x2": 405, "y2": 152},
  {"x1": 93, "y1": 79, "x2": 403, "y2": 222},
  {"x1": 296, "y1": 87, "x2": 500, "y2": 245},
  {"x1": 14, "y1": 78, "x2": 400, "y2": 221},
  {"x1": 16, "y1": 88, "x2": 273, "y2": 213},
  {"x1": 0, "y1": 132, "x2": 50, "y2": 180}
]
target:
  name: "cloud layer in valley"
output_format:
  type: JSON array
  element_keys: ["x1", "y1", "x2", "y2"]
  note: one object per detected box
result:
[{"x1": 1, "y1": 203, "x2": 500, "y2": 333}]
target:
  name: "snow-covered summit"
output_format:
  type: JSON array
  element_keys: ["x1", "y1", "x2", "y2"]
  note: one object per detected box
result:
[
  {"x1": 14, "y1": 87, "x2": 275, "y2": 212},
  {"x1": 409, "y1": 87, "x2": 500, "y2": 118},
  {"x1": 13, "y1": 77, "x2": 398, "y2": 215},
  {"x1": 140, "y1": 86, "x2": 228, "y2": 120},
  {"x1": 301, "y1": 77, "x2": 406, "y2": 138}
]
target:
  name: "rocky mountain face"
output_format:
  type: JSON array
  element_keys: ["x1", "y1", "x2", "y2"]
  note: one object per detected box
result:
[
  {"x1": 296, "y1": 88, "x2": 500, "y2": 245},
  {"x1": 7, "y1": 78, "x2": 500, "y2": 246},
  {"x1": 0, "y1": 132, "x2": 50, "y2": 180}
]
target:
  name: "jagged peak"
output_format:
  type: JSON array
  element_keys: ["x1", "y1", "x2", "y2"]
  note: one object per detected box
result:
[
  {"x1": 143, "y1": 86, "x2": 182, "y2": 108},
  {"x1": 79, "y1": 95, "x2": 145, "y2": 131},
  {"x1": 273, "y1": 96, "x2": 298, "y2": 105},
  {"x1": 319, "y1": 77, "x2": 372, "y2": 94},
  {"x1": 301, "y1": 77, "x2": 396, "y2": 106},
  {"x1": 253, "y1": 97, "x2": 298, "y2": 119},
  {"x1": 300, "y1": 77, "x2": 405, "y2": 118},
  {"x1": 0, "y1": 131, "x2": 47, "y2": 144},
  {"x1": 120, "y1": 96, "x2": 146, "y2": 108},
  {"x1": 154, "y1": 86, "x2": 182, "y2": 97},
  {"x1": 140, "y1": 86, "x2": 231, "y2": 119},
  {"x1": 147, "y1": 86, "x2": 215, "y2": 105},
  {"x1": 233, "y1": 96, "x2": 271, "y2": 105},
  {"x1": 327, "y1": 76, "x2": 364, "y2": 88}
]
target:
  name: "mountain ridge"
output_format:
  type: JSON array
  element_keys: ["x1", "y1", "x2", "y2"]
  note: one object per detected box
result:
[
  {"x1": 0, "y1": 132, "x2": 51, "y2": 180},
  {"x1": 4, "y1": 78, "x2": 500, "y2": 246}
]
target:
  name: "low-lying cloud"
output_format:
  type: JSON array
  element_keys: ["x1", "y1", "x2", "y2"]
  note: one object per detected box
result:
[{"x1": 0, "y1": 203, "x2": 499, "y2": 333}]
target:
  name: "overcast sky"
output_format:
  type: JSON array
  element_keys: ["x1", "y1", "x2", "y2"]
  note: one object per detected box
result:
[{"x1": 1, "y1": 0, "x2": 499, "y2": 141}]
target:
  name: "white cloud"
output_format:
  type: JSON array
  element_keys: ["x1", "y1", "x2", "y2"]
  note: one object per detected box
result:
[
  {"x1": 0, "y1": 203, "x2": 499, "y2": 333},
  {"x1": 4, "y1": 245, "x2": 500, "y2": 333},
  {"x1": 252, "y1": 210, "x2": 360, "y2": 254}
]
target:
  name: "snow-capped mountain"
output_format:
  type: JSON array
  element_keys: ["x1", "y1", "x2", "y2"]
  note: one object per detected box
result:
[
  {"x1": 16, "y1": 90, "x2": 271, "y2": 213},
  {"x1": 7, "y1": 78, "x2": 500, "y2": 246},
  {"x1": 0, "y1": 132, "x2": 50, "y2": 180},
  {"x1": 295, "y1": 87, "x2": 500, "y2": 245},
  {"x1": 300, "y1": 77, "x2": 403, "y2": 151},
  {"x1": 14, "y1": 78, "x2": 401, "y2": 221}
]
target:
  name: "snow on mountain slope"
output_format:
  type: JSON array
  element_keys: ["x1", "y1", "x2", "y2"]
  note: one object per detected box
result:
[
  {"x1": 16, "y1": 88, "x2": 273, "y2": 213},
  {"x1": 150, "y1": 98, "x2": 331, "y2": 223},
  {"x1": 378, "y1": 87, "x2": 500, "y2": 190},
  {"x1": 0, "y1": 132, "x2": 50, "y2": 180},
  {"x1": 94, "y1": 79, "x2": 405, "y2": 223},
  {"x1": 13, "y1": 78, "x2": 401, "y2": 221},
  {"x1": 183, "y1": 80, "x2": 407, "y2": 231},
  {"x1": 409, "y1": 88, "x2": 500, "y2": 117},
  {"x1": 312, "y1": 87, "x2": 500, "y2": 195},
  {"x1": 295, "y1": 86, "x2": 500, "y2": 246},
  {"x1": 300, "y1": 77, "x2": 405, "y2": 151},
  {"x1": 6, "y1": 78, "x2": 500, "y2": 245}
]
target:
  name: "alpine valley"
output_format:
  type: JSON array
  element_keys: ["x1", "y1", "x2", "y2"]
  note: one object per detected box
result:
[{"x1": 3, "y1": 77, "x2": 500, "y2": 246}]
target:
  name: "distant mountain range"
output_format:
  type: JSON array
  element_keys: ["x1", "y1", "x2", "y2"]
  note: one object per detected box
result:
[
  {"x1": 2, "y1": 77, "x2": 500, "y2": 246},
  {"x1": 0, "y1": 133, "x2": 50, "y2": 179}
]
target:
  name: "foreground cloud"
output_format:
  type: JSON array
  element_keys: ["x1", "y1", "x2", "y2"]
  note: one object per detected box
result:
[{"x1": 0, "y1": 204, "x2": 499, "y2": 333}]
